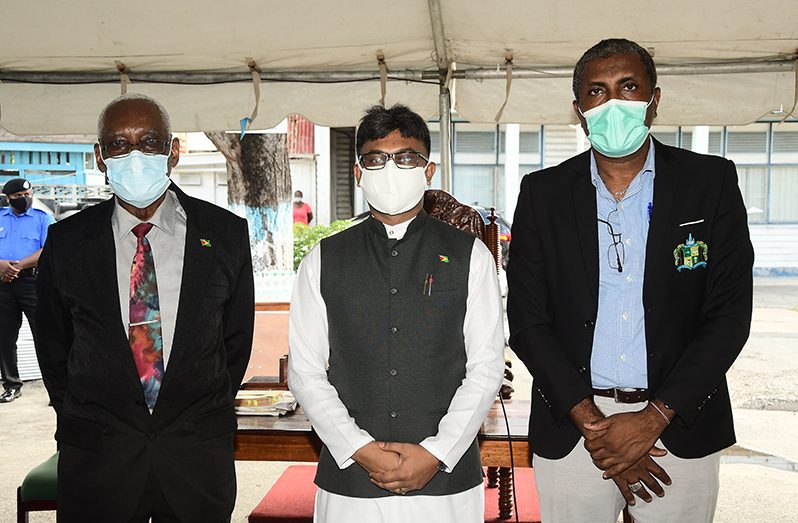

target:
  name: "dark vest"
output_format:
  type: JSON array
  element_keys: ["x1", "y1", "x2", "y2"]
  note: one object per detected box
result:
[{"x1": 315, "y1": 211, "x2": 483, "y2": 498}]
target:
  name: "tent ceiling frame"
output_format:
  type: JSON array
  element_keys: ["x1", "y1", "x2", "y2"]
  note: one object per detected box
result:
[{"x1": 1, "y1": 56, "x2": 793, "y2": 85}]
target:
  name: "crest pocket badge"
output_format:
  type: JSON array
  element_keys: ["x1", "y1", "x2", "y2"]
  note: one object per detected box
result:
[{"x1": 673, "y1": 233, "x2": 708, "y2": 272}]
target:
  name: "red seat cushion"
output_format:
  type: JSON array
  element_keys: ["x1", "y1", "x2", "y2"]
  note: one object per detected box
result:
[
  {"x1": 249, "y1": 465, "x2": 540, "y2": 523},
  {"x1": 249, "y1": 465, "x2": 317, "y2": 523}
]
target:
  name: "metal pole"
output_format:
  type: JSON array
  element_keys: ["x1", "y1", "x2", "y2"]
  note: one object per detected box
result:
[
  {"x1": 427, "y1": 0, "x2": 449, "y2": 70},
  {"x1": 2, "y1": 57, "x2": 792, "y2": 84},
  {"x1": 439, "y1": 85, "x2": 453, "y2": 193}
]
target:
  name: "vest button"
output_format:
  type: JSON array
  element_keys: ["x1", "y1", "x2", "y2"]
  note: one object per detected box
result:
[
  {"x1": 390, "y1": 288, "x2": 398, "y2": 295},
  {"x1": 390, "y1": 411, "x2": 398, "y2": 418},
  {"x1": 584, "y1": 320, "x2": 595, "y2": 328},
  {"x1": 391, "y1": 250, "x2": 398, "y2": 257},
  {"x1": 389, "y1": 368, "x2": 398, "y2": 376},
  {"x1": 390, "y1": 326, "x2": 398, "y2": 334}
]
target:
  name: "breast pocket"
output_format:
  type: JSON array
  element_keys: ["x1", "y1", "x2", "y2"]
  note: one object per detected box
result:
[{"x1": 21, "y1": 229, "x2": 43, "y2": 251}]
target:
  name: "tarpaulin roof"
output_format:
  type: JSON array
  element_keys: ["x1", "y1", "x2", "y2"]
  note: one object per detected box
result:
[{"x1": 1, "y1": 0, "x2": 796, "y2": 134}]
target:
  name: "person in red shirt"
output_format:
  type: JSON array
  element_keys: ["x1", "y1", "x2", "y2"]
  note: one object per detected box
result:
[{"x1": 292, "y1": 190, "x2": 314, "y2": 225}]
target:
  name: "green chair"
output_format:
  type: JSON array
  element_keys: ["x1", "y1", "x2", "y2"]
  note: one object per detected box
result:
[{"x1": 17, "y1": 452, "x2": 58, "y2": 523}]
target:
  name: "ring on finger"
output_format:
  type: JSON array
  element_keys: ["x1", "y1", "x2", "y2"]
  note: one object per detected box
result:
[{"x1": 628, "y1": 481, "x2": 644, "y2": 493}]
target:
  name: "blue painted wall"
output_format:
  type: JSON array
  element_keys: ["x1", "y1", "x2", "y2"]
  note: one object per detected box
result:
[{"x1": 0, "y1": 142, "x2": 94, "y2": 185}]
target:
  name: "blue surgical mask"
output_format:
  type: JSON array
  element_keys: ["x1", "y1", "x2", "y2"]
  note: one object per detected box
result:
[
  {"x1": 104, "y1": 150, "x2": 171, "y2": 208},
  {"x1": 580, "y1": 98, "x2": 653, "y2": 158}
]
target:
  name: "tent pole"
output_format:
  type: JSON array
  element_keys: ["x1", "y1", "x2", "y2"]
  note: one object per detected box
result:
[
  {"x1": 1, "y1": 58, "x2": 793, "y2": 84},
  {"x1": 439, "y1": 84, "x2": 453, "y2": 193}
]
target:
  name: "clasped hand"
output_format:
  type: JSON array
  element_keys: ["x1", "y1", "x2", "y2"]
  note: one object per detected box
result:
[
  {"x1": 0, "y1": 260, "x2": 20, "y2": 283},
  {"x1": 583, "y1": 409, "x2": 668, "y2": 479},
  {"x1": 359, "y1": 442, "x2": 440, "y2": 495}
]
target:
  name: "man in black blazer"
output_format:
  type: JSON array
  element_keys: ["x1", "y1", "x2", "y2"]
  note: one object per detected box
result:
[
  {"x1": 507, "y1": 39, "x2": 753, "y2": 522},
  {"x1": 36, "y1": 94, "x2": 254, "y2": 522}
]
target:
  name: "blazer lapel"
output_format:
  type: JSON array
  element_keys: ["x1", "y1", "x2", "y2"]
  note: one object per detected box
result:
[
  {"x1": 88, "y1": 199, "x2": 148, "y2": 391},
  {"x1": 161, "y1": 187, "x2": 216, "y2": 380},
  {"x1": 644, "y1": 139, "x2": 680, "y2": 304},
  {"x1": 571, "y1": 154, "x2": 600, "y2": 301}
]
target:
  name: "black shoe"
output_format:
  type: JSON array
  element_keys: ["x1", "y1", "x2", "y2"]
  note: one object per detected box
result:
[{"x1": 0, "y1": 389, "x2": 21, "y2": 403}]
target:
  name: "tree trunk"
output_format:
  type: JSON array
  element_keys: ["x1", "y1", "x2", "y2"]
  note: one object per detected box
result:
[{"x1": 204, "y1": 132, "x2": 292, "y2": 293}]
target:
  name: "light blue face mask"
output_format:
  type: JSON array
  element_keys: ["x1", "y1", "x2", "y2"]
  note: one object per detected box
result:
[
  {"x1": 104, "y1": 150, "x2": 171, "y2": 208},
  {"x1": 580, "y1": 97, "x2": 653, "y2": 158}
]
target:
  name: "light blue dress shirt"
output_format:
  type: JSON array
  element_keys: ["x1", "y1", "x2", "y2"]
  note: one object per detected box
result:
[
  {"x1": 0, "y1": 206, "x2": 54, "y2": 261},
  {"x1": 589, "y1": 139, "x2": 656, "y2": 389}
]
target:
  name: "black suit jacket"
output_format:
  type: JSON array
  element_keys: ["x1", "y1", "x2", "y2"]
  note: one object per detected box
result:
[
  {"x1": 507, "y1": 140, "x2": 753, "y2": 460},
  {"x1": 36, "y1": 184, "x2": 254, "y2": 522}
]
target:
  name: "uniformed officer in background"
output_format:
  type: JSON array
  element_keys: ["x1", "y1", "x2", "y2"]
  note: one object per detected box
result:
[{"x1": 0, "y1": 178, "x2": 54, "y2": 403}]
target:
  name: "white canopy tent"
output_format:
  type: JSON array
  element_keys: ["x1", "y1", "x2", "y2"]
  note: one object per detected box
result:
[{"x1": 1, "y1": 0, "x2": 797, "y2": 187}]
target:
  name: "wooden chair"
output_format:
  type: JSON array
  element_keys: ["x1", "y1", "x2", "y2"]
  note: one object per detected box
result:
[{"x1": 17, "y1": 452, "x2": 58, "y2": 523}]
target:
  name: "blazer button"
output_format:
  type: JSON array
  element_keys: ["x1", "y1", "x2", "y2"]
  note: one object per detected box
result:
[
  {"x1": 579, "y1": 366, "x2": 587, "y2": 375},
  {"x1": 390, "y1": 411, "x2": 398, "y2": 418},
  {"x1": 390, "y1": 326, "x2": 398, "y2": 334},
  {"x1": 390, "y1": 288, "x2": 398, "y2": 295},
  {"x1": 584, "y1": 320, "x2": 595, "y2": 328},
  {"x1": 389, "y1": 368, "x2": 398, "y2": 376},
  {"x1": 391, "y1": 250, "x2": 399, "y2": 257}
]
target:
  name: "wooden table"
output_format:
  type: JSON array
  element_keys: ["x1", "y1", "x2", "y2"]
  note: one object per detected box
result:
[{"x1": 236, "y1": 398, "x2": 531, "y2": 519}]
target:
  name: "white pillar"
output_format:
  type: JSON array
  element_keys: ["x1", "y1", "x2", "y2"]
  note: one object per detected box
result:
[
  {"x1": 503, "y1": 123, "x2": 521, "y2": 219},
  {"x1": 313, "y1": 125, "x2": 331, "y2": 225},
  {"x1": 691, "y1": 125, "x2": 710, "y2": 154}
]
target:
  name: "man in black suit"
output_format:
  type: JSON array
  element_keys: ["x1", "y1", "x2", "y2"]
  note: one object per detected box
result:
[
  {"x1": 507, "y1": 39, "x2": 753, "y2": 522},
  {"x1": 36, "y1": 93, "x2": 254, "y2": 522}
]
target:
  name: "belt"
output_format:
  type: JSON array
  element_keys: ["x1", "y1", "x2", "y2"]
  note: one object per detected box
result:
[
  {"x1": 593, "y1": 387, "x2": 648, "y2": 404},
  {"x1": 17, "y1": 268, "x2": 38, "y2": 277}
]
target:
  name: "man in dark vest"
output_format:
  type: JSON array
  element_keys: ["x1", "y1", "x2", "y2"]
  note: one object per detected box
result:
[{"x1": 288, "y1": 104, "x2": 505, "y2": 522}]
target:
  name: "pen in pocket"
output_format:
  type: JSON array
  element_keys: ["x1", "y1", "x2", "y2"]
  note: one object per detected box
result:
[{"x1": 422, "y1": 273, "x2": 434, "y2": 296}]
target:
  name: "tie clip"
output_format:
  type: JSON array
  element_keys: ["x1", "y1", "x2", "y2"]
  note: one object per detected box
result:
[{"x1": 129, "y1": 320, "x2": 159, "y2": 327}]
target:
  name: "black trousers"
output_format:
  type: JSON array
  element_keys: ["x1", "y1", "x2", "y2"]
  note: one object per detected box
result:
[{"x1": 0, "y1": 273, "x2": 38, "y2": 391}]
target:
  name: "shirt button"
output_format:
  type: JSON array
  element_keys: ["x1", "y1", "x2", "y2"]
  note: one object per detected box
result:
[
  {"x1": 625, "y1": 238, "x2": 632, "y2": 245},
  {"x1": 389, "y1": 369, "x2": 398, "y2": 376},
  {"x1": 584, "y1": 320, "x2": 595, "y2": 328},
  {"x1": 390, "y1": 326, "x2": 398, "y2": 334},
  {"x1": 620, "y1": 354, "x2": 626, "y2": 361},
  {"x1": 390, "y1": 288, "x2": 398, "y2": 295},
  {"x1": 626, "y1": 275, "x2": 632, "y2": 282},
  {"x1": 391, "y1": 250, "x2": 398, "y2": 257},
  {"x1": 622, "y1": 312, "x2": 629, "y2": 320},
  {"x1": 390, "y1": 411, "x2": 398, "y2": 418}
]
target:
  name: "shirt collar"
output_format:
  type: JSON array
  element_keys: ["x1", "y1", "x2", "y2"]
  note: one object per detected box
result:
[
  {"x1": 1, "y1": 206, "x2": 33, "y2": 218},
  {"x1": 590, "y1": 136, "x2": 656, "y2": 191},
  {"x1": 382, "y1": 215, "x2": 416, "y2": 240},
  {"x1": 112, "y1": 189, "x2": 182, "y2": 240}
]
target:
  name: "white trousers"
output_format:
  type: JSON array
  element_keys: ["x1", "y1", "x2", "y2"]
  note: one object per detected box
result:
[
  {"x1": 533, "y1": 396, "x2": 721, "y2": 523},
  {"x1": 313, "y1": 484, "x2": 484, "y2": 523}
]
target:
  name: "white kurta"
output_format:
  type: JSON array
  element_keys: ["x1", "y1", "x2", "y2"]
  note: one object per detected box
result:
[{"x1": 288, "y1": 216, "x2": 506, "y2": 523}]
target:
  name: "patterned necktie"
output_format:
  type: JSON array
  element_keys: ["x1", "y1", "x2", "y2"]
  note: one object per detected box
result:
[{"x1": 129, "y1": 223, "x2": 164, "y2": 409}]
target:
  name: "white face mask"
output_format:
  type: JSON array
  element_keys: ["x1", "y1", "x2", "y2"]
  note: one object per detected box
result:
[
  {"x1": 104, "y1": 150, "x2": 171, "y2": 208},
  {"x1": 359, "y1": 163, "x2": 427, "y2": 216}
]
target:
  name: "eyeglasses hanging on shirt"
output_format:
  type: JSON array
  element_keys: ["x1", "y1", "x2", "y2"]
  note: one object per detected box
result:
[{"x1": 597, "y1": 209, "x2": 625, "y2": 273}]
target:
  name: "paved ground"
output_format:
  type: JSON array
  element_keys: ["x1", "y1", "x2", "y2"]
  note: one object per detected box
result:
[{"x1": 1, "y1": 277, "x2": 797, "y2": 522}]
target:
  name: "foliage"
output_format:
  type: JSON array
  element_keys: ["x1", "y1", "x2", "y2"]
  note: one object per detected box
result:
[{"x1": 293, "y1": 220, "x2": 352, "y2": 270}]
